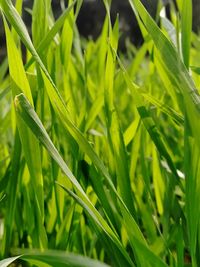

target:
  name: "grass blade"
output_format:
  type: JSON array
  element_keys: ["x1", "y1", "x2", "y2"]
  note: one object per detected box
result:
[
  {"x1": 181, "y1": 0, "x2": 192, "y2": 68},
  {"x1": 0, "y1": 251, "x2": 110, "y2": 267}
]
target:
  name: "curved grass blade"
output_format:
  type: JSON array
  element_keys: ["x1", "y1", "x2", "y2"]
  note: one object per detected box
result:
[
  {"x1": 0, "y1": 256, "x2": 20, "y2": 267},
  {"x1": 0, "y1": 251, "x2": 110, "y2": 267}
]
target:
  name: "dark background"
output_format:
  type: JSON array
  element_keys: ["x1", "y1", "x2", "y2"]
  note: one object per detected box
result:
[{"x1": 0, "y1": 0, "x2": 200, "y2": 61}]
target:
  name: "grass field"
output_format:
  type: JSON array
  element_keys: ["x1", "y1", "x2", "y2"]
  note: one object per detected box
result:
[{"x1": 0, "y1": 0, "x2": 200, "y2": 266}]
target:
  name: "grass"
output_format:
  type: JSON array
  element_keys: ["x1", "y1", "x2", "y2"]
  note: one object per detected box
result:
[{"x1": 0, "y1": 0, "x2": 200, "y2": 266}]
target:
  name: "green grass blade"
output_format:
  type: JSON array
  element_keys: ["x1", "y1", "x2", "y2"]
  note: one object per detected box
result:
[
  {"x1": 191, "y1": 66, "x2": 200, "y2": 75},
  {"x1": 131, "y1": 238, "x2": 168, "y2": 267},
  {"x1": 0, "y1": 59, "x2": 8, "y2": 83},
  {"x1": 0, "y1": 256, "x2": 20, "y2": 267},
  {"x1": 0, "y1": 86, "x2": 10, "y2": 103},
  {"x1": 184, "y1": 124, "x2": 200, "y2": 266},
  {"x1": 0, "y1": 251, "x2": 110, "y2": 267},
  {"x1": 181, "y1": 0, "x2": 192, "y2": 69},
  {"x1": 61, "y1": 0, "x2": 74, "y2": 72},
  {"x1": 152, "y1": 146, "x2": 165, "y2": 215}
]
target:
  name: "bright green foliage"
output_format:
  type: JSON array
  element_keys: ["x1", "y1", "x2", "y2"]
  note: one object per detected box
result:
[{"x1": 0, "y1": 0, "x2": 200, "y2": 266}]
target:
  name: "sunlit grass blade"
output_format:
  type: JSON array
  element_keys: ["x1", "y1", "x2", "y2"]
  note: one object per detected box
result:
[
  {"x1": 184, "y1": 125, "x2": 200, "y2": 266},
  {"x1": 152, "y1": 146, "x2": 165, "y2": 215},
  {"x1": 123, "y1": 115, "x2": 140, "y2": 147},
  {"x1": 61, "y1": 0, "x2": 74, "y2": 72},
  {"x1": 181, "y1": 0, "x2": 192, "y2": 69}
]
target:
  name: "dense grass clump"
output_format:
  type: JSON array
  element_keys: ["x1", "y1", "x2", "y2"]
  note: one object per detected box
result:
[{"x1": 0, "y1": 0, "x2": 200, "y2": 266}]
